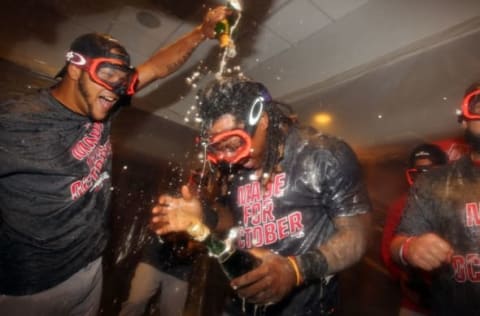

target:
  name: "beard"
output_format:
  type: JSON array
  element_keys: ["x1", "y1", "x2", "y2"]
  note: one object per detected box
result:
[
  {"x1": 78, "y1": 73, "x2": 95, "y2": 120},
  {"x1": 465, "y1": 129, "x2": 480, "y2": 153}
]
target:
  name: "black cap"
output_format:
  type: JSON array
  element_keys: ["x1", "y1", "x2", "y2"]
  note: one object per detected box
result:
[
  {"x1": 55, "y1": 33, "x2": 131, "y2": 78},
  {"x1": 408, "y1": 143, "x2": 448, "y2": 168}
]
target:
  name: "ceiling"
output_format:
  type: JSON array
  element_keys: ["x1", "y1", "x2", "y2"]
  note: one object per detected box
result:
[{"x1": 1, "y1": 0, "x2": 480, "y2": 160}]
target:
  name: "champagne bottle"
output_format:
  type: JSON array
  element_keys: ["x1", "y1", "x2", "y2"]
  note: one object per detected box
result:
[
  {"x1": 187, "y1": 223, "x2": 258, "y2": 279},
  {"x1": 215, "y1": 19, "x2": 231, "y2": 48},
  {"x1": 214, "y1": 0, "x2": 242, "y2": 48}
]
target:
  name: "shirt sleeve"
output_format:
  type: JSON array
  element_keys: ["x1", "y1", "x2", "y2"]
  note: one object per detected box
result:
[
  {"x1": 315, "y1": 139, "x2": 372, "y2": 218},
  {"x1": 396, "y1": 177, "x2": 435, "y2": 236}
]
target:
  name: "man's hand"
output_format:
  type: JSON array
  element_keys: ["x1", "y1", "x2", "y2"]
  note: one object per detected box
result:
[
  {"x1": 230, "y1": 248, "x2": 297, "y2": 305},
  {"x1": 151, "y1": 185, "x2": 203, "y2": 235},
  {"x1": 401, "y1": 233, "x2": 453, "y2": 271},
  {"x1": 200, "y1": 6, "x2": 232, "y2": 39}
]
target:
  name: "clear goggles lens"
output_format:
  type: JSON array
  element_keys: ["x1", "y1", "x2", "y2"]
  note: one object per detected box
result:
[
  {"x1": 405, "y1": 166, "x2": 431, "y2": 185},
  {"x1": 88, "y1": 60, "x2": 138, "y2": 96},
  {"x1": 66, "y1": 51, "x2": 138, "y2": 96},
  {"x1": 202, "y1": 129, "x2": 252, "y2": 165}
]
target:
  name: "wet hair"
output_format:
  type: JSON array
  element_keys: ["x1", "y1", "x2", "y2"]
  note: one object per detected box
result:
[
  {"x1": 408, "y1": 143, "x2": 448, "y2": 168},
  {"x1": 198, "y1": 77, "x2": 296, "y2": 181}
]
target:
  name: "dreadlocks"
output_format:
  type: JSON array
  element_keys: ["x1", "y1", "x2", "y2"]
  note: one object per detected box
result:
[{"x1": 198, "y1": 77, "x2": 296, "y2": 185}]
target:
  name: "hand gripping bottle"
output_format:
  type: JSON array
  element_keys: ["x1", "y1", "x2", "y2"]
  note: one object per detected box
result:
[
  {"x1": 215, "y1": 0, "x2": 242, "y2": 48},
  {"x1": 187, "y1": 223, "x2": 258, "y2": 279}
]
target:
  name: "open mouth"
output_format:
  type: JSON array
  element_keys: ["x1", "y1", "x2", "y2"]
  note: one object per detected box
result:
[{"x1": 98, "y1": 95, "x2": 118, "y2": 111}]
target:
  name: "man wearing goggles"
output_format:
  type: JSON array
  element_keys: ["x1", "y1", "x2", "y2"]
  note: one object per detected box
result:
[
  {"x1": 152, "y1": 78, "x2": 372, "y2": 315},
  {"x1": 382, "y1": 143, "x2": 447, "y2": 316},
  {"x1": 199, "y1": 93, "x2": 266, "y2": 167},
  {"x1": 390, "y1": 82, "x2": 480, "y2": 315},
  {"x1": 404, "y1": 145, "x2": 448, "y2": 186},
  {"x1": 64, "y1": 50, "x2": 139, "y2": 97},
  {"x1": 0, "y1": 5, "x2": 231, "y2": 316}
]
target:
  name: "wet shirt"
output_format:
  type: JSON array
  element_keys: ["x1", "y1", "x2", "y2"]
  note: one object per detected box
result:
[
  {"x1": 227, "y1": 127, "x2": 371, "y2": 315},
  {"x1": 397, "y1": 156, "x2": 480, "y2": 315},
  {"x1": 0, "y1": 89, "x2": 112, "y2": 295}
]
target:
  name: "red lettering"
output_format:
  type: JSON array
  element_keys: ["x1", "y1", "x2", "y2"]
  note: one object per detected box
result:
[
  {"x1": 251, "y1": 181, "x2": 261, "y2": 202},
  {"x1": 264, "y1": 222, "x2": 277, "y2": 245},
  {"x1": 243, "y1": 227, "x2": 253, "y2": 248},
  {"x1": 71, "y1": 122, "x2": 104, "y2": 160},
  {"x1": 262, "y1": 200, "x2": 275, "y2": 223},
  {"x1": 244, "y1": 183, "x2": 252, "y2": 204},
  {"x1": 273, "y1": 173, "x2": 286, "y2": 197},
  {"x1": 452, "y1": 255, "x2": 466, "y2": 282},
  {"x1": 277, "y1": 217, "x2": 289, "y2": 240},
  {"x1": 243, "y1": 205, "x2": 253, "y2": 225},
  {"x1": 288, "y1": 211, "x2": 304, "y2": 234},
  {"x1": 70, "y1": 181, "x2": 83, "y2": 200},
  {"x1": 237, "y1": 228, "x2": 246, "y2": 248},
  {"x1": 466, "y1": 202, "x2": 480, "y2": 227},
  {"x1": 467, "y1": 254, "x2": 480, "y2": 282},
  {"x1": 250, "y1": 202, "x2": 262, "y2": 226},
  {"x1": 263, "y1": 182, "x2": 273, "y2": 199},
  {"x1": 251, "y1": 226, "x2": 264, "y2": 247},
  {"x1": 237, "y1": 186, "x2": 246, "y2": 206}
]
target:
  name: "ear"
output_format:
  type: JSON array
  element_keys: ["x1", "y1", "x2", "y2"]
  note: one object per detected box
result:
[
  {"x1": 66, "y1": 63, "x2": 82, "y2": 81},
  {"x1": 258, "y1": 112, "x2": 269, "y2": 131},
  {"x1": 461, "y1": 119, "x2": 468, "y2": 130}
]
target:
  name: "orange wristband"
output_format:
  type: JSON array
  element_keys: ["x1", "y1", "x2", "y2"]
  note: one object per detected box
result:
[{"x1": 287, "y1": 256, "x2": 303, "y2": 286}]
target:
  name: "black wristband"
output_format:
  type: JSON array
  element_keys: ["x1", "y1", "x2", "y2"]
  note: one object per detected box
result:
[
  {"x1": 296, "y1": 250, "x2": 328, "y2": 283},
  {"x1": 203, "y1": 205, "x2": 219, "y2": 230}
]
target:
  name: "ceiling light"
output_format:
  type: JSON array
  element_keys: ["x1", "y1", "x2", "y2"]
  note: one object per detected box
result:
[{"x1": 313, "y1": 113, "x2": 332, "y2": 126}]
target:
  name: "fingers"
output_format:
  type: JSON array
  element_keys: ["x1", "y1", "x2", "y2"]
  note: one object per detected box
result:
[
  {"x1": 151, "y1": 204, "x2": 174, "y2": 235},
  {"x1": 150, "y1": 193, "x2": 203, "y2": 236},
  {"x1": 232, "y1": 267, "x2": 273, "y2": 304},
  {"x1": 408, "y1": 233, "x2": 454, "y2": 270},
  {"x1": 181, "y1": 185, "x2": 193, "y2": 201},
  {"x1": 201, "y1": 6, "x2": 233, "y2": 39},
  {"x1": 230, "y1": 251, "x2": 296, "y2": 305}
]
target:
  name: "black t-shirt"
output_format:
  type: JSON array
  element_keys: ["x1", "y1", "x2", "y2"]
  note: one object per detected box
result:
[
  {"x1": 227, "y1": 127, "x2": 371, "y2": 315},
  {"x1": 0, "y1": 89, "x2": 112, "y2": 295},
  {"x1": 397, "y1": 156, "x2": 480, "y2": 315}
]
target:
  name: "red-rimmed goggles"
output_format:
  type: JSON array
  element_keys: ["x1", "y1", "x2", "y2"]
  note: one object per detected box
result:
[
  {"x1": 405, "y1": 166, "x2": 431, "y2": 186},
  {"x1": 199, "y1": 129, "x2": 252, "y2": 165},
  {"x1": 66, "y1": 51, "x2": 138, "y2": 96},
  {"x1": 461, "y1": 89, "x2": 480, "y2": 120},
  {"x1": 198, "y1": 95, "x2": 266, "y2": 165}
]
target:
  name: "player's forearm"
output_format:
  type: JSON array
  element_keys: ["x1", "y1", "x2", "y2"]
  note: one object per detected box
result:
[
  {"x1": 136, "y1": 26, "x2": 206, "y2": 89},
  {"x1": 294, "y1": 212, "x2": 370, "y2": 283},
  {"x1": 320, "y1": 212, "x2": 371, "y2": 274}
]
